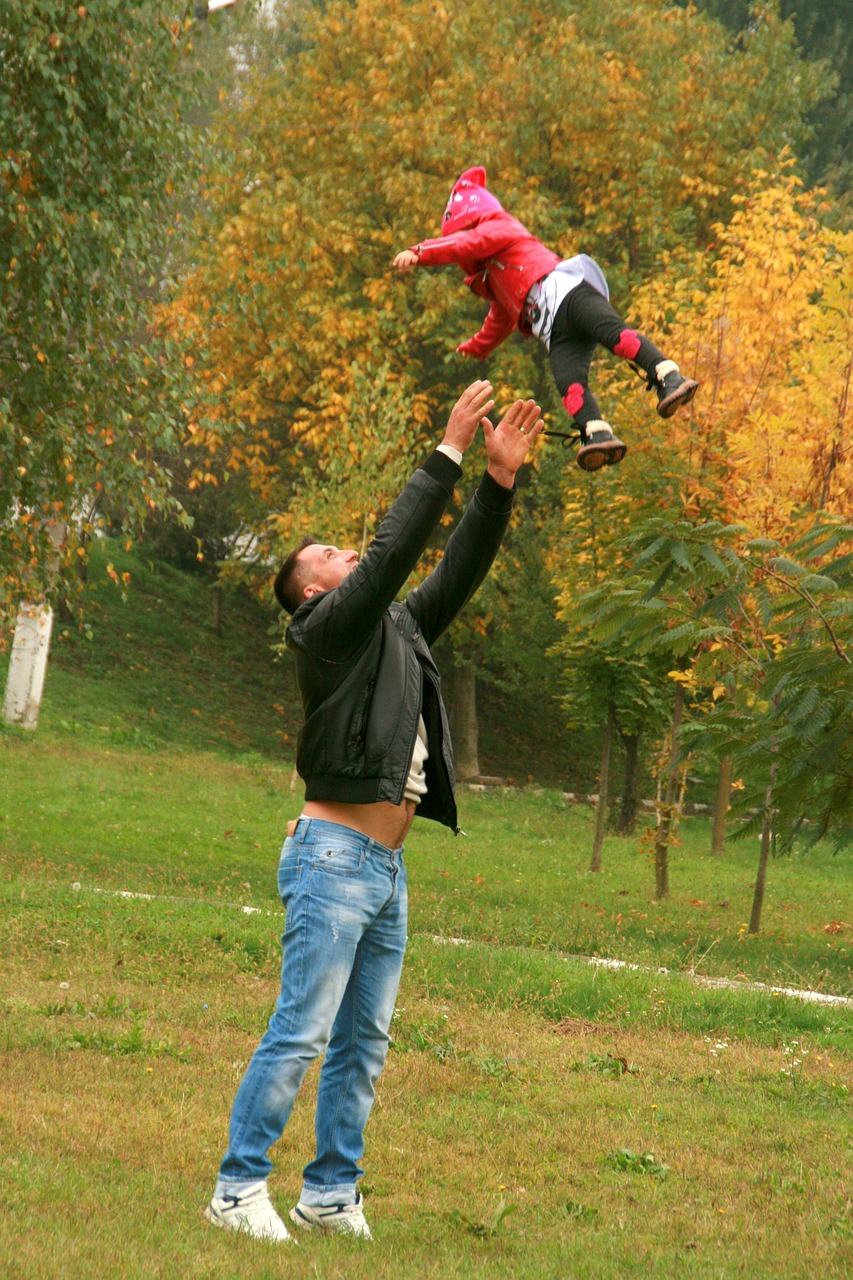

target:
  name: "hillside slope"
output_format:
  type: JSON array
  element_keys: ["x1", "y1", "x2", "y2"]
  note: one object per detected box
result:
[
  {"x1": 1, "y1": 540, "x2": 586, "y2": 784},
  {"x1": 1, "y1": 540, "x2": 300, "y2": 760}
]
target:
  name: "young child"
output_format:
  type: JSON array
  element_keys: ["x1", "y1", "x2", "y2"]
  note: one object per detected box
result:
[{"x1": 393, "y1": 166, "x2": 698, "y2": 472}]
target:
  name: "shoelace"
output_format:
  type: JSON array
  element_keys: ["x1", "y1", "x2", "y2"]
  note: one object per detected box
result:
[{"x1": 541, "y1": 428, "x2": 581, "y2": 448}]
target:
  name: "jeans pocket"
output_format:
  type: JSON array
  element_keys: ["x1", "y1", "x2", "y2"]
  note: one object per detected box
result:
[{"x1": 311, "y1": 842, "x2": 366, "y2": 877}]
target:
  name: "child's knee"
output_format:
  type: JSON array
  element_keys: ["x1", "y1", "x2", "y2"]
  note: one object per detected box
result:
[
  {"x1": 613, "y1": 329, "x2": 641, "y2": 359},
  {"x1": 562, "y1": 383, "x2": 586, "y2": 416}
]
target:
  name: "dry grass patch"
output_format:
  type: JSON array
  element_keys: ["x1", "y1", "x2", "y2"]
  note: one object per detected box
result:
[
  {"x1": 1, "y1": 869, "x2": 850, "y2": 1279},
  {"x1": 2, "y1": 974, "x2": 850, "y2": 1279}
]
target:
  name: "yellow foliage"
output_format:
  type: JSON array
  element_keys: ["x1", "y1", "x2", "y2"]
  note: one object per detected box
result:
[
  {"x1": 628, "y1": 166, "x2": 853, "y2": 539},
  {"x1": 156, "y1": 0, "x2": 839, "y2": 637},
  {"x1": 668, "y1": 669, "x2": 695, "y2": 686}
]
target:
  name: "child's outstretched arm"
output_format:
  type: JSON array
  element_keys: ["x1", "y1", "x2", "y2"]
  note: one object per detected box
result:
[
  {"x1": 393, "y1": 221, "x2": 521, "y2": 359},
  {"x1": 393, "y1": 218, "x2": 518, "y2": 272},
  {"x1": 457, "y1": 304, "x2": 516, "y2": 359}
]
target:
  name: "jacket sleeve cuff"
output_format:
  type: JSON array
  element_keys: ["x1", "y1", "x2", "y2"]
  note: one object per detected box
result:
[
  {"x1": 476, "y1": 468, "x2": 516, "y2": 511},
  {"x1": 420, "y1": 448, "x2": 463, "y2": 494}
]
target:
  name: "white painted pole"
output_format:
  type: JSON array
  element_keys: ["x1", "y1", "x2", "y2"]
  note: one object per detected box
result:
[{"x1": 2, "y1": 602, "x2": 55, "y2": 730}]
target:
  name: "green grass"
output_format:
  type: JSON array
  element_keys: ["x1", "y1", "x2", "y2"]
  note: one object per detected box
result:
[
  {"x1": 1, "y1": 544, "x2": 851, "y2": 1277},
  {"x1": 1, "y1": 863, "x2": 850, "y2": 1280},
  {"x1": 1, "y1": 742, "x2": 851, "y2": 1278},
  {"x1": 0, "y1": 537, "x2": 587, "y2": 785},
  {"x1": 2, "y1": 732, "x2": 850, "y2": 999},
  {"x1": 1, "y1": 538, "x2": 302, "y2": 759}
]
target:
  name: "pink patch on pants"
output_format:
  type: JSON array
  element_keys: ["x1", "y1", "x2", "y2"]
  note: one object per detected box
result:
[
  {"x1": 614, "y1": 329, "x2": 641, "y2": 359},
  {"x1": 562, "y1": 383, "x2": 585, "y2": 416}
]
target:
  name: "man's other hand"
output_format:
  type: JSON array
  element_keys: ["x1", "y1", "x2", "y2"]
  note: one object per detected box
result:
[
  {"x1": 442, "y1": 380, "x2": 495, "y2": 455},
  {"x1": 482, "y1": 399, "x2": 543, "y2": 489}
]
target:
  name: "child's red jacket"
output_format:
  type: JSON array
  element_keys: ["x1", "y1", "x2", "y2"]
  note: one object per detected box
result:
[{"x1": 413, "y1": 211, "x2": 560, "y2": 358}]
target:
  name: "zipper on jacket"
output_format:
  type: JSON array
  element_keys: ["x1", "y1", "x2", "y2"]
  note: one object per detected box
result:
[
  {"x1": 348, "y1": 672, "x2": 376, "y2": 751},
  {"x1": 421, "y1": 664, "x2": 458, "y2": 830}
]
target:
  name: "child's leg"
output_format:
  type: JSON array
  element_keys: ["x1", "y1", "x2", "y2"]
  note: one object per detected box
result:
[
  {"x1": 561, "y1": 283, "x2": 698, "y2": 419},
  {"x1": 548, "y1": 321, "x2": 626, "y2": 472},
  {"x1": 548, "y1": 330, "x2": 601, "y2": 429},
  {"x1": 560, "y1": 282, "x2": 665, "y2": 381}
]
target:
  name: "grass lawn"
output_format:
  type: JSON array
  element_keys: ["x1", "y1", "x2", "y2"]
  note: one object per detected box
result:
[
  {"x1": 1, "y1": 736, "x2": 851, "y2": 1279},
  {"x1": 2, "y1": 731, "x2": 850, "y2": 1002},
  {"x1": 1, "y1": 545, "x2": 850, "y2": 1277},
  {"x1": 0, "y1": 536, "x2": 588, "y2": 787}
]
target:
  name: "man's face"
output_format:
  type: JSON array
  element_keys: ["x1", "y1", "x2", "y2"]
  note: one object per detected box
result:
[{"x1": 299, "y1": 543, "x2": 359, "y2": 599}]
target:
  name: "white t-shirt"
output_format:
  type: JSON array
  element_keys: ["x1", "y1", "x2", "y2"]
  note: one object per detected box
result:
[
  {"x1": 404, "y1": 715, "x2": 429, "y2": 803},
  {"x1": 523, "y1": 254, "x2": 610, "y2": 350}
]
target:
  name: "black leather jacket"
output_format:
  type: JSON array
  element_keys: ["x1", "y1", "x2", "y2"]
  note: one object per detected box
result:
[{"x1": 286, "y1": 450, "x2": 515, "y2": 831}]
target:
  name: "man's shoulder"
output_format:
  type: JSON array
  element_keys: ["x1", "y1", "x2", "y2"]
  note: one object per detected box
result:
[{"x1": 287, "y1": 595, "x2": 393, "y2": 656}]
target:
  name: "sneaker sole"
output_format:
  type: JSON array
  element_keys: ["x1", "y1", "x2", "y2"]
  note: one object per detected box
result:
[
  {"x1": 577, "y1": 439, "x2": 628, "y2": 472},
  {"x1": 657, "y1": 379, "x2": 699, "y2": 419}
]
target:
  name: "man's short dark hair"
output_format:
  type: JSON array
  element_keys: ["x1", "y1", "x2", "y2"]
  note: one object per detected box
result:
[{"x1": 274, "y1": 535, "x2": 320, "y2": 614}]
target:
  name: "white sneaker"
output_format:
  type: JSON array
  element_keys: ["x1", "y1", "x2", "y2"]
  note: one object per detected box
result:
[
  {"x1": 205, "y1": 1181, "x2": 294, "y2": 1242},
  {"x1": 289, "y1": 1192, "x2": 372, "y2": 1238}
]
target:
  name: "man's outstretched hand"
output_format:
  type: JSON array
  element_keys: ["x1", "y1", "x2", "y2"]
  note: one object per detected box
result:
[
  {"x1": 482, "y1": 399, "x2": 543, "y2": 489},
  {"x1": 442, "y1": 380, "x2": 496, "y2": 455}
]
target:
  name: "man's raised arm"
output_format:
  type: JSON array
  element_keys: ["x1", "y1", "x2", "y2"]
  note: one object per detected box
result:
[
  {"x1": 405, "y1": 399, "x2": 543, "y2": 645},
  {"x1": 288, "y1": 382, "x2": 496, "y2": 662}
]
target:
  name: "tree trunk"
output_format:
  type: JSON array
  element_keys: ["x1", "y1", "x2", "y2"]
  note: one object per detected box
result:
[
  {"x1": 450, "y1": 663, "x2": 479, "y2": 781},
  {"x1": 2, "y1": 522, "x2": 64, "y2": 731},
  {"x1": 654, "y1": 680, "x2": 685, "y2": 901},
  {"x1": 616, "y1": 731, "x2": 640, "y2": 835},
  {"x1": 711, "y1": 754, "x2": 733, "y2": 855},
  {"x1": 590, "y1": 703, "x2": 616, "y2": 872},
  {"x1": 2, "y1": 603, "x2": 55, "y2": 730},
  {"x1": 748, "y1": 761, "x2": 778, "y2": 936},
  {"x1": 212, "y1": 585, "x2": 223, "y2": 637}
]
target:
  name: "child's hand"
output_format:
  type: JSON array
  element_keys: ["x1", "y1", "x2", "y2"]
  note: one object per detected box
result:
[
  {"x1": 456, "y1": 340, "x2": 483, "y2": 359},
  {"x1": 393, "y1": 250, "x2": 419, "y2": 272}
]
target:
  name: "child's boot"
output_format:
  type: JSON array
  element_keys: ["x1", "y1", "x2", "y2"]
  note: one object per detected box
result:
[
  {"x1": 652, "y1": 360, "x2": 699, "y2": 418},
  {"x1": 576, "y1": 420, "x2": 627, "y2": 472}
]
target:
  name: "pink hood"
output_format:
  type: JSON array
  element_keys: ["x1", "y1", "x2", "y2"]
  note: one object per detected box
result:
[{"x1": 442, "y1": 166, "x2": 503, "y2": 236}]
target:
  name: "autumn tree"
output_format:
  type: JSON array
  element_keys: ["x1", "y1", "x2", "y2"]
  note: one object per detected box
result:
[
  {"x1": 549, "y1": 164, "x2": 852, "y2": 815},
  {"x1": 162, "y1": 0, "x2": 823, "y2": 551},
  {"x1": 689, "y1": 0, "x2": 853, "y2": 206},
  {"x1": 159, "y1": 0, "x2": 832, "y2": 773},
  {"x1": 0, "y1": 2, "x2": 214, "y2": 627},
  {"x1": 620, "y1": 165, "x2": 853, "y2": 535}
]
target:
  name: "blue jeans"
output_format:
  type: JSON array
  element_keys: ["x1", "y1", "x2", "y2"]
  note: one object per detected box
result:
[{"x1": 215, "y1": 818, "x2": 408, "y2": 1206}]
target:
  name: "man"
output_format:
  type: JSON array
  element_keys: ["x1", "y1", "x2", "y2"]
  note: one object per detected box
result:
[{"x1": 205, "y1": 380, "x2": 543, "y2": 1243}]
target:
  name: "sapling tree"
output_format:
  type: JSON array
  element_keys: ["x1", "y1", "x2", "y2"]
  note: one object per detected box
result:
[
  {"x1": 551, "y1": 636, "x2": 670, "y2": 871},
  {"x1": 579, "y1": 514, "x2": 852, "y2": 930}
]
